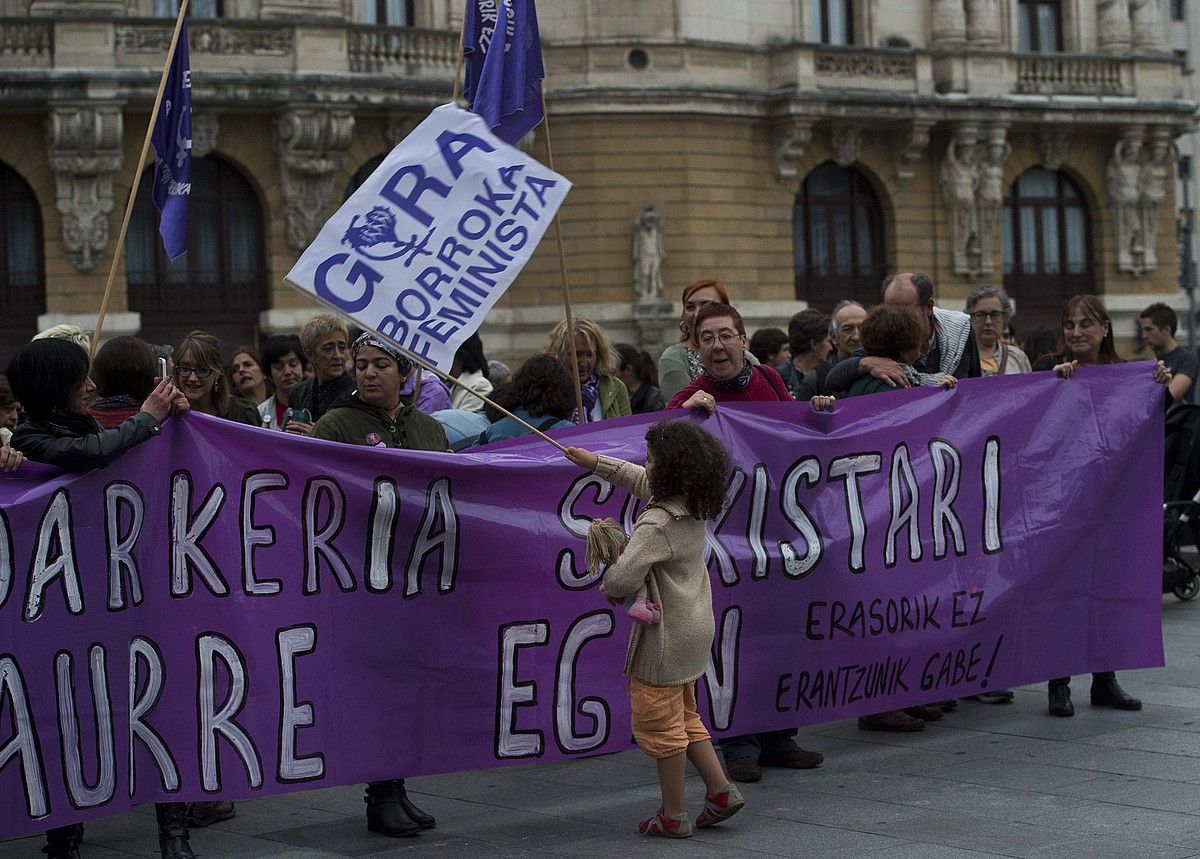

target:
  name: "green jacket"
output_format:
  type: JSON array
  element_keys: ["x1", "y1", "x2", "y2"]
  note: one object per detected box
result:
[
  {"x1": 311, "y1": 395, "x2": 448, "y2": 451},
  {"x1": 598, "y1": 373, "x2": 632, "y2": 419}
]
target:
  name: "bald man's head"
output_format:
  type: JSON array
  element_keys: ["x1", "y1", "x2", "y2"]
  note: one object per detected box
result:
[{"x1": 883, "y1": 272, "x2": 935, "y2": 338}]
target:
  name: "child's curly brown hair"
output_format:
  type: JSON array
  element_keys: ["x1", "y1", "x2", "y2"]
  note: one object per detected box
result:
[{"x1": 644, "y1": 419, "x2": 730, "y2": 521}]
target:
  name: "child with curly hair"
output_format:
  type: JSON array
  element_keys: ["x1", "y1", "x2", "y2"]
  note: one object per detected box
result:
[{"x1": 566, "y1": 419, "x2": 744, "y2": 838}]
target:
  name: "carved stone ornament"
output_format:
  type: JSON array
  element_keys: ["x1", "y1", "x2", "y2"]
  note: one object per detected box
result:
[
  {"x1": 831, "y1": 125, "x2": 862, "y2": 167},
  {"x1": 939, "y1": 124, "x2": 982, "y2": 277},
  {"x1": 47, "y1": 103, "x2": 123, "y2": 272},
  {"x1": 773, "y1": 118, "x2": 812, "y2": 182},
  {"x1": 975, "y1": 124, "x2": 1009, "y2": 276},
  {"x1": 1107, "y1": 127, "x2": 1147, "y2": 275},
  {"x1": 893, "y1": 120, "x2": 934, "y2": 182},
  {"x1": 274, "y1": 107, "x2": 355, "y2": 251},
  {"x1": 191, "y1": 113, "x2": 219, "y2": 160},
  {"x1": 1037, "y1": 128, "x2": 1069, "y2": 170},
  {"x1": 1139, "y1": 126, "x2": 1173, "y2": 272}
]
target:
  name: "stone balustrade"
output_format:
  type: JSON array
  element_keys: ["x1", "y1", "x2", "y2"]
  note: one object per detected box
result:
[
  {"x1": 1016, "y1": 53, "x2": 1128, "y2": 96},
  {"x1": 0, "y1": 19, "x2": 51, "y2": 68}
]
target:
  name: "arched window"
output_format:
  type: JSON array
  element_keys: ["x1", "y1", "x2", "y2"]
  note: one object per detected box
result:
[
  {"x1": 127, "y1": 156, "x2": 267, "y2": 348},
  {"x1": 1002, "y1": 167, "x2": 1093, "y2": 332},
  {"x1": 793, "y1": 162, "x2": 885, "y2": 308},
  {"x1": 0, "y1": 161, "x2": 45, "y2": 366}
]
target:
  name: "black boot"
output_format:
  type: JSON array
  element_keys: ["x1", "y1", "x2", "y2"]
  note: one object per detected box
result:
[
  {"x1": 1048, "y1": 678, "x2": 1074, "y2": 717},
  {"x1": 155, "y1": 802, "x2": 195, "y2": 859},
  {"x1": 1091, "y1": 671, "x2": 1143, "y2": 710},
  {"x1": 395, "y1": 779, "x2": 436, "y2": 830},
  {"x1": 43, "y1": 824, "x2": 83, "y2": 859},
  {"x1": 365, "y1": 780, "x2": 420, "y2": 837}
]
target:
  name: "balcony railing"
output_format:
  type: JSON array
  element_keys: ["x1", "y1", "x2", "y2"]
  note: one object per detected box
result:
[
  {"x1": 1016, "y1": 54, "x2": 1127, "y2": 96},
  {"x1": 0, "y1": 19, "x2": 51, "y2": 68},
  {"x1": 347, "y1": 26, "x2": 458, "y2": 75}
]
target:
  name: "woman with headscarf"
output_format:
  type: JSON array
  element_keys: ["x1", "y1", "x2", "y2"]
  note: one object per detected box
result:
[
  {"x1": 544, "y1": 317, "x2": 631, "y2": 423},
  {"x1": 311, "y1": 332, "x2": 445, "y2": 837}
]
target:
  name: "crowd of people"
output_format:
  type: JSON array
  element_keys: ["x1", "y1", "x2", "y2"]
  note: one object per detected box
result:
[{"x1": 0, "y1": 271, "x2": 1185, "y2": 852}]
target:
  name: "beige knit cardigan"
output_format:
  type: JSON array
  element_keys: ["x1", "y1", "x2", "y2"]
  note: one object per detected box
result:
[{"x1": 594, "y1": 455, "x2": 716, "y2": 686}]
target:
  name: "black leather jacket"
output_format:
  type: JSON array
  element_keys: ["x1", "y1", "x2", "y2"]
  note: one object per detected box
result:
[{"x1": 11, "y1": 411, "x2": 161, "y2": 471}]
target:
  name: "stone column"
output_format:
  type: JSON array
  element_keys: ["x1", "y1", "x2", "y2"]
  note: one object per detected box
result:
[
  {"x1": 965, "y1": 0, "x2": 1002, "y2": 46},
  {"x1": 1097, "y1": 0, "x2": 1133, "y2": 52},
  {"x1": 47, "y1": 103, "x2": 123, "y2": 272},
  {"x1": 1131, "y1": 0, "x2": 1166, "y2": 50},
  {"x1": 930, "y1": 0, "x2": 968, "y2": 46},
  {"x1": 274, "y1": 106, "x2": 356, "y2": 251}
]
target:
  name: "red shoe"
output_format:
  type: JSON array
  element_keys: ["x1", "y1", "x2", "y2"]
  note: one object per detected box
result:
[
  {"x1": 696, "y1": 783, "x2": 745, "y2": 828},
  {"x1": 638, "y1": 809, "x2": 693, "y2": 838}
]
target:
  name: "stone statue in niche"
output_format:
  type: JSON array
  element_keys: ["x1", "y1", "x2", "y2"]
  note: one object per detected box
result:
[
  {"x1": 975, "y1": 129, "x2": 1009, "y2": 275},
  {"x1": 1139, "y1": 133, "x2": 1172, "y2": 271},
  {"x1": 1097, "y1": 0, "x2": 1133, "y2": 51},
  {"x1": 1108, "y1": 133, "x2": 1146, "y2": 274},
  {"x1": 940, "y1": 128, "x2": 981, "y2": 276},
  {"x1": 632, "y1": 205, "x2": 665, "y2": 300}
]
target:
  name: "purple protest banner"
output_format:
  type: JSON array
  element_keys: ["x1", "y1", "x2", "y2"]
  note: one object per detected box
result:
[{"x1": 0, "y1": 364, "x2": 1163, "y2": 838}]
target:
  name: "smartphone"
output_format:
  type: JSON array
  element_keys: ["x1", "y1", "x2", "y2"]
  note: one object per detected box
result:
[
  {"x1": 157, "y1": 357, "x2": 168, "y2": 380},
  {"x1": 282, "y1": 407, "x2": 311, "y2": 429}
]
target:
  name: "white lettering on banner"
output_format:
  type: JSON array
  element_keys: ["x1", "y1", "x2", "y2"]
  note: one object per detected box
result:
[{"x1": 286, "y1": 104, "x2": 572, "y2": 372}]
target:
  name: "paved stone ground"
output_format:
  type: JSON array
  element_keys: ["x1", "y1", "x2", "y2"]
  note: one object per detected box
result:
[{"x1": 6, "y1": 595, "x2": 1200, "y2": 858}]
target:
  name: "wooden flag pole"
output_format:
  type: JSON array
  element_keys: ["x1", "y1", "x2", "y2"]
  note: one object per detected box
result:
[
  {"x1": 537, "y1": 84, "x2": 588, "y2": 425},
  {"x1": 451, "y1": 11, "x2": 468, "y2": 103},
  {"x1": 89, "y1": 0, "x2": 191, "y2": 359}
]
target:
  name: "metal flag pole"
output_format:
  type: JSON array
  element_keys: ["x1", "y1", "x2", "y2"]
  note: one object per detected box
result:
[{"x1": 89, "y1": 0, "x2": 191, "y2": 359}]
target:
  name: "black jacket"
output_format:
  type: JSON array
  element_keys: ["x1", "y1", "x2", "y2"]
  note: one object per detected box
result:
[
  {"x1": 11, "y1": 411, "x2": 161, "y2": 471},
  {"x1": 288, "y1": 372, "x2": 356, "y2": 423}
]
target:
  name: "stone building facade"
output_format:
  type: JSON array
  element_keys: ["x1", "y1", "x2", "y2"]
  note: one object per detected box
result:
[{"x1": 0, "y1": 0, "x2": 1192, "y2": 365}]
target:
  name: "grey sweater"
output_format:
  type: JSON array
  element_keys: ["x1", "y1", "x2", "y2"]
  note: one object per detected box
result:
[{"x1": 595, "y1": 455, "x2": 715, "y2": 686}]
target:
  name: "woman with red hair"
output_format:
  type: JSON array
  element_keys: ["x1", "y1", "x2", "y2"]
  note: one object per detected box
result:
[{"x1": 659, "y1": 278, "x2": 758, "y2": 400}]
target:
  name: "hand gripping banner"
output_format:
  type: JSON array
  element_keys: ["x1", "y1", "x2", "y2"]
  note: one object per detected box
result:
[{"x1": 0, "y1": 365, "x2": 1164, "y2": 837}]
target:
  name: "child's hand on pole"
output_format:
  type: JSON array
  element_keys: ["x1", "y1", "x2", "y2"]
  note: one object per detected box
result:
[{"x1": 565, "y1": 446, "x2": 598, "y2": 471}]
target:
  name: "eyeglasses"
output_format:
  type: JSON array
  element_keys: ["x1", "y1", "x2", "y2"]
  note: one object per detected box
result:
[
  {"x1": 176, "y1": 364, "x2": 214, "y2": 380},
  {"x1": 970, "y1": 311, "x2": 1006, "y2": 322},
  {"x1": 698, "y1": 331, "x2": 742, "y2": 347}
]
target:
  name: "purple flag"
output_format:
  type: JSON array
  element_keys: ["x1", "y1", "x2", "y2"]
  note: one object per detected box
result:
[
  {"x1": 150, "y1": 19, "x2": 192, "y2": 260},
  {"x1": 462, "y1": 0, "x2": 545, "y2": 144}
]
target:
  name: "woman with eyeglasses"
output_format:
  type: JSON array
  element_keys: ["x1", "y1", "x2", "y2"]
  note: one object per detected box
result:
[
  {"x1": 965, "y1": 286, "x2": 1031, "y2": 376},
  {"x1": 173, "y1": 331, "x2": 261, "y2": 426},
  {"x1": 659, "y1": 278, "x2": 760, "y2": 401},
  {"x1": 1032, "y1": 294, "x2": 1170, "y2": 718},
  {"x1": 666, "y1": 303, "x2": 792, "y2": 412}
]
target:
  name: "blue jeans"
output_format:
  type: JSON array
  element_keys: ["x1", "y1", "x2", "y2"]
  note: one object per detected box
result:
[{"x1": 721, "y1": 729, "x2": 797, "y2": 762}]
